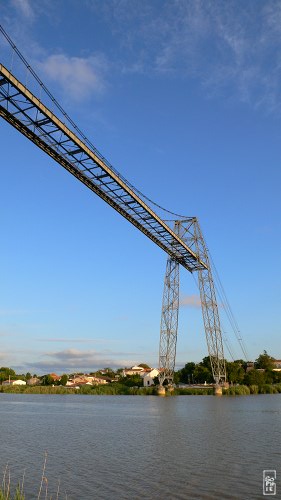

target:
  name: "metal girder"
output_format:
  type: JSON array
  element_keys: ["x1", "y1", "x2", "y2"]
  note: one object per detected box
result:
[
  {"x1": 158, "y1": 241, "x2": 180, "y2": 385},
  {"x1": 0, "y1": 62, "x2": 227, "y2": 386},
  {"x1": 170, "y1": 218, "x2": 226, "y2": 384},
  {"x1": 0, "y1": 63, "x2": 207, "y2": 273},
  {"x1": 192, "y1": 220, "x2": 226, "y2": 383}
]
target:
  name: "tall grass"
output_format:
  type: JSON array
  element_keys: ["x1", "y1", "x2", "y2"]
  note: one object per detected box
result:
[
  {"x1": 0, "y1": 463, "x2": 25, "y2": 500},
  {"x1": 0, "y1": 385, "x2": 77, "y2": 395},
  {"x1": 223, "y1": 385, "x2": 250, "y2": 395},
  {"x1": 224, "y1": 384, "x2": 281, "y2": 395},
  {"x1": 0, "y1": 453, "x2": 65, "y2": 500},
  {"x1": 2, "y1": 383, "x2": 281, "y2": 397},
  {"x1": 0, "y1": 384, "x2": 157, "y2": 396}
]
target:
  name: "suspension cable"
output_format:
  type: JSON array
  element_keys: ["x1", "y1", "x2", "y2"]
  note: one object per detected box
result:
[
  {"x1": 0, "y1": 24, "x2": 189, "y2": 219},
  {"x1": 0, "y1": 25, "x2": 249, "y2": 361},
  {"x1": 190, "y1": 272, "x2": 236, "y2": 361},
  {"x1": 208, "y1": 251, "x2": 250, "y2": 361}
]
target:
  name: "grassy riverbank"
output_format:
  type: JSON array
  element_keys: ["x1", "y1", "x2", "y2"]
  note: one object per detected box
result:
[
  {"x1": 0, "y1": 384, "x2": 157, "y2": 395},
  {"x1": 1, "y1": 383, "x2": 281, "y2": 396},
  {"x1": 0, "y1": 384, "x2": 212, "y2": 395},
  {"x1": 223, "y1": 383, "x2": 281, "y2": 395}
]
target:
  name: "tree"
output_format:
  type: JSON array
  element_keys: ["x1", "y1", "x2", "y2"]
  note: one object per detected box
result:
[
  {"x1": 272, "y1": 371, "x2": 281, "y2": 383},
  {"x1": 244, "y1": 369, "x2": 265, "y2": 385},
  {"x1": 177, "y1": 362, "x2": 196, "y2": 383},
  {"x1": 138, "y1": 363, "x2": 151, "y2": 369},
  {"x1": 200, "y1": 356, "x2": 212, "y2": 371},
  {"x1": 173, "y1": 371, "x2": 180, "y2": 385},
  {"x1": 60, "y1": 374, "x2": 68, "y2": 386},
  {"x1": 226, "y1": 361, "x2": 245, "y2": 384},
  {"x1": 41, "y1": 374, "x2": 54, "y2": 386},
  {"x1": 193, "y1": 365, "x2": 213, "y2": 384},
  {"x1": 0, "y1": 367, "x2": 16, "y2": 383},
  {"x1": 255, "y1": 351, "x2": 275, "y2": 370},
  {"x1": 119, "y1": 375, "x2": 143, "y2": 387}
]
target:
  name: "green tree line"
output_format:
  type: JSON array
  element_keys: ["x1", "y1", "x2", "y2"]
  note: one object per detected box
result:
[
  {"x1": 1, "y1": 351, "x2": 280, "y2": 388},
  {"x1": 176, "y1": 351, "x2": 281, "y2": 385}
]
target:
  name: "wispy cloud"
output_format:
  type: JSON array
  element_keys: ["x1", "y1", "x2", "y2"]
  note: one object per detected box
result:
[
  {"x1": 2, "y1": 1, "x2": 108, "y2": 104},
  {"x1": 4, "y1": 0, "x2": 281, "y2": 111},
  {"x1": 35, "y1": 337, "x2": 112, "y2": 344},
  {"x1": 102, "y1": 0, "x2": 281, "y2": 112},
  {"x1": 11, "y1": 0, "x2": 34, "y2": 20},
  {"x1": 38, "y1": 54, "x2": 107, "y2": 101},
  {"x1": 179, "y1": 294, "x2": 201, "y2": 308},
  {"x1": 26, "y1": 348, "x2": 140, "y2": 373}
]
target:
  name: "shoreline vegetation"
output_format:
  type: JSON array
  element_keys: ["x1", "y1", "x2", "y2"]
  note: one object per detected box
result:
[
  {"x1": 1, "y1": 351, "x2": 281, "y2": 397},
  {"x1": 1, "y1": 383, "x2": 281, "y2": 396}
]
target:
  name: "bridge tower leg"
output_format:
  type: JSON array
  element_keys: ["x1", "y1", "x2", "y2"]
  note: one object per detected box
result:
[
  {"x1": 158, "y1": 235, "x2": 180, "y2": 387},
  {"x1": 158, "y1": 218, "x2": 226, "y2": 390},
  {"x1": 191, "y1": 218, "x2": 226, "y2": 386}
]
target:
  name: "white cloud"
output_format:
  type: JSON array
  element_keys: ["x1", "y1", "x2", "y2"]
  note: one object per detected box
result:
[
  {"x1": 11, "y1": 0, "x2": 34, "y2": 20},
  {"x1": 179, "y1": 294, "x2": 201, "y2": 308},
  {"x1": 101, "y1": 0, "x2": 281, "y2": 112},
  {"x1": 25, "y1": 347, "x2": 139, "y2": 373},
  {"x1": 39, "y1": 54, "x2": 107, "y2": 101}
]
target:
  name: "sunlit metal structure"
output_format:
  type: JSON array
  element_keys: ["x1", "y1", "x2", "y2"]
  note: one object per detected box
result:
[
  {"x1": 159, "y1": 219, "x2": 226, "y2": 386},
  {"x1": 0, "y1": 58, "x2": 226, "y2": 386}
]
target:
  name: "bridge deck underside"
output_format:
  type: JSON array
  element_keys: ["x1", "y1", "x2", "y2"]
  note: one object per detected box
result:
[{"x1": 0, "y1": 64, "x2": 207, "y2": 273}]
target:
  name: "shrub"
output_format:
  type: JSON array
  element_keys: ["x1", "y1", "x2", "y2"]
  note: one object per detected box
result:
[
  {"x1": 223, "y1": 385, "x2": 250, "y2": 395},
  {"x1": 249, "y1": 385, "x2": 259, "y2": 394},
  {"x1": 259, "y1": 384, "x2": 278, "y2": 394},
  {"x1": 174, "y1": 387, "x2": 213, "y2": 395}
]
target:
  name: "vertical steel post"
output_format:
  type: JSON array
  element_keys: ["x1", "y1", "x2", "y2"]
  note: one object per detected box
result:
[
  {"x1": 191, "y1": 219, "x2": 226, "y2": 384},
  {"x1": 158, "y1": 224, "x2": 180, "y2": 386},
  {"x1": 158, "y1": 218, "x2": 226, "y2": 386}
]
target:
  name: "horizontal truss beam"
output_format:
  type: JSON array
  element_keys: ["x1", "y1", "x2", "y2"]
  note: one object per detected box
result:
[{"x1": 0, "y1": 63, "x2": 207, "y2": 273}]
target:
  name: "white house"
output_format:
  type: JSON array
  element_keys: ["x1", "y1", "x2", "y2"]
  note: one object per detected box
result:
[
  {"x1": 273, "y1": 360, "x2": 281, "y2": 372},
  {"x1": 84, "y1": 375, "x2": 108, "y2": 385},
  {"x1": 2, "y1": 379, "x2": 26, "y2": 386},
  {"x1": 66, "y1": 375, "x2": 108, "y2": 386},
  {"x1": 122, "y1": 365, "x2": 146, "y2": 377},
  {"x1": 141, "y1": 368, "x2": 159, "y2": 387}
]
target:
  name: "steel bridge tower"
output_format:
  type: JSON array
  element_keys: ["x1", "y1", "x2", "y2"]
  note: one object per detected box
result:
[
  {"x1": 0, "y1": 28, "x2": 227, "y2": 389},
  {"x1": 159, "y1": 219, "x2": 226, "y2": 387}
]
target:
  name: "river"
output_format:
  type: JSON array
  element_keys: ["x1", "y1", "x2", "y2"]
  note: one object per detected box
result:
[{"x1": 0, "y1": 393, "x2": 280, "y2": 499}]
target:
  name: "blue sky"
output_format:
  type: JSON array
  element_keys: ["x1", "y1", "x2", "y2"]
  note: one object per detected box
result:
[{"x1": 0, "y1": 0, "x2": 280, "y2": 374}]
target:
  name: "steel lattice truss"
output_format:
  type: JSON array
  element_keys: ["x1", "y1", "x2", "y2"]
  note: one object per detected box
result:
[
  {"x1": 0, "y1": 64, "x2": 207, "y2": 273},
  {"x1": 160, "y1": 219, "x2": 226, "y2": 384},
  {"x1": 0, "y1": 63, "x2": 226, "y2": 385},
  {"x1": 159, "y1": 246, "x2": 180, "y2": 385}
]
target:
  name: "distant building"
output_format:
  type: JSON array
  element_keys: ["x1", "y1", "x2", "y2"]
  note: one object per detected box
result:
[
  {"x1": 273, "y1": 360, "x2": 281, "y2": 372},
  {"x1": 2, "y1": 379, "x2": 26, "y2": 386},
  {"x1": 122, "y1": 365, "x2": 146, "y2": 377},
  {"x1": 246, "y1": 362, "x2": 254, "y2": 372},
  {"x1": 85, "y1": 375, "x2": 108, "y2": 385},
  {"x1": 27, "y1": 377, "x2": 40, "y2": 386},
  {"x1": 141, "y1": 368, "x2": 159, "y2": 387},
  {"x1": 66, "y1": 375, "x2": 108, "y2": 386}
]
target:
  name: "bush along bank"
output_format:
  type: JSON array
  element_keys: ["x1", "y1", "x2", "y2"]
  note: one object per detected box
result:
[{"x1": 223, "y1": 384, "x2": 281, "y2": 395}]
